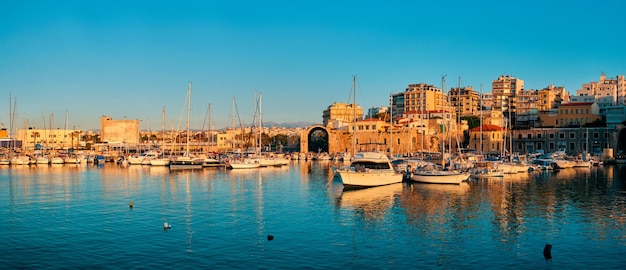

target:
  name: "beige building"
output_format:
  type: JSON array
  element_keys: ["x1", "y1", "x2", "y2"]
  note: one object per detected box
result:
[
  {"x1": 492, "y1": 75, "x2": 524, "y2": 113},
  {"x1": 16, "y1": 128, "x2": 83, "y2": 150},
  {"x1": 99, "y1": 116, "x2": 140, "y2": 144},
  {"x1": 323, "y1": 102, "x2": 363, "y2": 128},
  {"x1": 449, "y1": 86, "x2": 480, "y2": 117},
  {"x1": 468, "y1": 124, "x2": 507, "y2": 154},
  {"x1": 403, "y1": 83, "x2": 447, "y2": 113},
  {"x1": 577, "y1": 74, "x2": 626, "y2": 105},
  {"x1": 556, "y1": 102, "x2": 601, "y2": 127},
  {"x1": 538, "y1": 84, "x2": 569, "y2": 111}
]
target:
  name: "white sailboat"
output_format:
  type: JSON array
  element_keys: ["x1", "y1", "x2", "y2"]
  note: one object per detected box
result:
[
  {"x1": 169, "y1": 82, "x2": 203, "y2": 170},
  {"x1": 410, "y1": 76, "x2": 470, "y2": 184},
  {"x1": 151, "y1": 106, "x2": 171, "y2": 166}
]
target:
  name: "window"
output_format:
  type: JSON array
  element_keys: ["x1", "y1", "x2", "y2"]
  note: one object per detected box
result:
[
  {"x1": 570, "y1": 133, "x2": 575, "y2": 139},
  {"x1": 570, "y1": 142, "x2": 575, "y2": 150},
  {"x1": 537, "y1": 133, "x2": 542, "y2": 139},
  {"x1": 527, "y1": 134, "x2": 532, "y2": 139},
  {"x1": 594, "y1": 132, "x2": 599, "y2": 139},
  {"x1": 583, "y1": 133, "x2": 587, "y2": 139},
  {"x1": 559, "y1": 133, "x2": 565, "y2": 139},
  {"x1": 549, "y1": 142, "x2": 554, "y2": 150},
  {"x1": 549, "y1": 133, "x2": 554, "y2": 139},
  {"x1": 518, "y1": 134, "x2": 522, "y2": 139},
  {"x1": 537, "y1": 142, "x2": 542, "y2": 150}
]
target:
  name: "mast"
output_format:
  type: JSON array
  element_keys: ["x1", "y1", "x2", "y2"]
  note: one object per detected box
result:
[
  {"x1": 441, "y1": 75, "x2": 446, "y2": 168},
  {"x1": 259, "y1": 92, "x2": 262, "y2": 154},
  {"x1": 352, "y1": 75, "x2": 357, "y2": 155},
  {"x1": 389, "y1": 94, "x2": 393, "y2": 156},
  {"x1": 479, "y1": 84, "x2": 483, "y2": 154},
  {"x1": 186, "y1": 82, "x2": 192, "y2": 156}
]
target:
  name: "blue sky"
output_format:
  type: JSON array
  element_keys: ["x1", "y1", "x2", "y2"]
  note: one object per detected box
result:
[{"x1": 1, "y1": 0, "x2": 625, "y2": 131}]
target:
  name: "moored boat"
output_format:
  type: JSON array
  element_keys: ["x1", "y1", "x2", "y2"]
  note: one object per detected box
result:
[{"x1": 335, "y1": 152, "x2": 402, "y2": 189}]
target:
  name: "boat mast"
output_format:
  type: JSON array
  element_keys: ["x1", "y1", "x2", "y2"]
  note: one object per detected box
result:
[
  {"x1": 186, "y1": 81, "x2": 192, "y2": 156},
  {"x1": 352, "y1": 75, "x2": 357, "y2": 155},
  {"x1": 479, "y1": 84, "x2": 483, "y2": 154},
  {"x1": 389, "y1": 94, "x2": 393, "y2": 156},
  {"x1": 441, "y1": 75, "x2": 446, "y2": 168}
]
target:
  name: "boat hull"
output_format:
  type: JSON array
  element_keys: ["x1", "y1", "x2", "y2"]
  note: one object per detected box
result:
[
  {"x1": 337, "y1": 170, "x2": 402, "y2": 189},
  {"x1": 410, "y1": 171, "x2": 470, "y2": 184}
]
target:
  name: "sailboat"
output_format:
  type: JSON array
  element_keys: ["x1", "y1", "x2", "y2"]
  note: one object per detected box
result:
[
  {"x1": 169, "y1": 82, "x2": 203, "y2": 170},
  {"x1": 410, "y1": 76, "x2": 470, "y2": 184},
  {"x1": 151, "y1": 106, "x2": 171, "y2": 166},
  {"x1": 335, "y1": 75, "x2": 403, "y2": 189}
]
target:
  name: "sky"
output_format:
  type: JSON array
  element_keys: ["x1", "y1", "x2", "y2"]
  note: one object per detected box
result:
[{"x1": 1, "y1": 0, "x2": 625, "y2": 131}]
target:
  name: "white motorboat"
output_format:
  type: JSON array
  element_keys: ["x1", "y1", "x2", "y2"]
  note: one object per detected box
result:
[
  {"x1": 335, "y1": 152, "x2": 402, "y2": 189},
  {"x1": 11, "y1": 155, "x2": 31, "y2": 165},
  {"x1": 150, "y1": 157, "x2": 170, "y2": 166},
  {"x1": 470, "y1": 161, "x2": 504, "y2": 178},
  {"x1": 50, "y1": 156, "x2": 64, "y2": 164}
]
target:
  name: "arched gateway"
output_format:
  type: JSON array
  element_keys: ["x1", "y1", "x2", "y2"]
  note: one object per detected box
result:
[{"x1": 300, "y1": 125, "x2": 330, "y2": 153}]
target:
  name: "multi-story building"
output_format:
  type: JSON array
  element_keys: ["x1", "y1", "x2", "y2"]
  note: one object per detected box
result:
[
  {"x1": 390, "y1": 92, "x2": 405, "y2": 119},
  {"x1": 322, "y1": 102, "x2": 363, "y2": 128},
  {"x1": 449, "y1": 86, "x2": 480, "y2": 117},
  {"x1": 537, "y1": 85, "x2": 568, "y2": 111},
  {"x1": 16, "y1": 128, "x2": 83, "y2": 150},
  {"x1": 480, "y1": 92, "x2": 494, "y2": 110},
  {"x1": 513, "y1": 127, "x2": 615, "y2": 155},
  {"x1": 367, "y1": 106, "x2": 389, "y2": 119},
  {"x1": 492, "y1": 75, "x2": 524, "y2": 115},
  {"x1": 468, "y1": 124, "x2": 507, "y2": 154},
  {"x1": 556, "y1": 102, "x2": 601, "y2": 127},
  {"x1": 577, "y1": 73, "x2": 626, "y2": 105},
  {"x1": 403, "y1": 83, "x2": 447, "y2": 113},
  {"x1": 515, "y1": 90, "x2": 539, "y2": 129}
]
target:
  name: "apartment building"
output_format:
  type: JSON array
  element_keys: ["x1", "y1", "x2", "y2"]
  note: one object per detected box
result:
[
  {"x1": 403, "y1": 83, "x2": 447, "y2": 113},
  {"x1": 449, "y1": 86, "x2": 480, "y2": 117},
  {"x1": 492, "y1": 75, "x2": 524, "y2": 114},
  {"x1": 577, "y1": 74, "x2": 626, "y2": 105},
  {"x1": 322, "y1": 102, "x2": 364, "y2": 128}
]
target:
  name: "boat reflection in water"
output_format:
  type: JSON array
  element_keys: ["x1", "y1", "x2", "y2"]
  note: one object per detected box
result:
[{"x1": 337, "y1": 183, "x2": 403, "y2": 220}]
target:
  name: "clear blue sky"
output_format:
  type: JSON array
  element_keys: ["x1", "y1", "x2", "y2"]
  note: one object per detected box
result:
[{"x1": 1, "y1": 0, "x2": 625, "y2": 131}]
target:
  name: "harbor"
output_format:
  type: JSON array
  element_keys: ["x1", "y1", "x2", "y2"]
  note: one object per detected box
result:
[{"x1": 1, "y1": 161, "x2": 625, "y2": 268}]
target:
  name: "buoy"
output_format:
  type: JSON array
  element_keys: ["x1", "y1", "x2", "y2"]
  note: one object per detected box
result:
[
  {"x1": 267, "y1": 235, "x2": 274, "y2": 241},
  {"x1": 129, "y1": 202, "x2": 133, "y2": 208},
  {"x1": 164, "y1": 222, "x2": 172, "y2": 229},
  {"x1": 543, "y1": 244, "x2": 552, "y2": 260}
]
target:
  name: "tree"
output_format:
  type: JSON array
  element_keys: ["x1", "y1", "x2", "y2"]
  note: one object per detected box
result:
[{"x1": 460, "y1": 116, "x2": 481, "y2": 129}]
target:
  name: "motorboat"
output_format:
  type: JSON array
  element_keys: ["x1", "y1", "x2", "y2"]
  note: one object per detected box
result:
[{"x1": 335, "y1": 152, "x2": 402, "y2": 189}]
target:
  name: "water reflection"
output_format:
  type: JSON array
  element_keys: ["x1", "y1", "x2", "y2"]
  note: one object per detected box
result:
[{"x1": 337, "y1": 183, "x2": 403, "y2": 221}]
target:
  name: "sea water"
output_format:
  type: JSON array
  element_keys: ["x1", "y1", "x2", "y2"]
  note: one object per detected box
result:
[{"x1": 1, "y1": 162, "x2": 625, "y2": 269}]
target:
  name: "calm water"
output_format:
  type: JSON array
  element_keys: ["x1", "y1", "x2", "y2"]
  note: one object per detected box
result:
[{"x1": 1, "y1": 162, "x2": 625, "y2": 269}]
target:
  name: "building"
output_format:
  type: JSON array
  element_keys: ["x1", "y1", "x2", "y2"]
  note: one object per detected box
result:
[
  {"x1": 99, "y1": 116, "x2": 141, "y2": 145},
  {"x1": 390, "y1": 92, "x2": 405, "y2": 119},
  {"x1": 480, "y1": 92, "x2": 494, "y2": 110},
  {"x1": 367, "y1": 106, "x2": 389, "y2": 119},
  {"x1": 515, "y1": 90, "x2": 539, "y2": 129},
  {"x1": 322, "y1": 102, "x2": 363, "y2": 128},
  {"x1": 403, "y1": 83, "x2": 447, "y2": 113},
  {"x1": 513, "y1": 127, "x2": 615, "y2": 155},
  {"x1": 468, "y1": 124, "x2": 507, "y2": 154},
  {"x1": 556, "y1": 102, "x2": 601, "y2": 127},
  {"x1": 577, "y1": 73, "x2": 626, "y2": 105},
  {"x1": 492, "y1": 75, "x2": 524, "y2": 115},
  {"x1": 16, "y1": 128, "x2": 83, "y2": 150},
  {"x1": 449, "y1": 86, "x2": 480, "y2": 117}
]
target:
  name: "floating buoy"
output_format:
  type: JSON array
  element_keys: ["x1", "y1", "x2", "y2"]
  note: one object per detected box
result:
[
  {"x1": 543, "y1": 244, "x2": 552, "y2": 260},
  {"x1": 164, "y1": 222, "x2": 172, "y2": 229},
  {"x1": 267, "y1": 235, "x2": 274, "y2": 241},
  {"x1": 129, "y1": 202, "x2": 133, "y2": 208}
]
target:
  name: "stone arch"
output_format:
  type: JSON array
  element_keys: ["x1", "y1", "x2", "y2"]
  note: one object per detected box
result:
[{"x1": 300, "y1": 125, "x2": 330, "y2": 153}]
